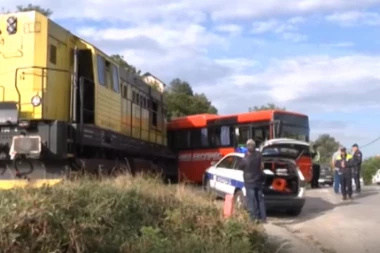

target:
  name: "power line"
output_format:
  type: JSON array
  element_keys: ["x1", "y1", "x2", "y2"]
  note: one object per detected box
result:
[{"x1": 360, "y1": 135, "x2": 380, "y2": 149}]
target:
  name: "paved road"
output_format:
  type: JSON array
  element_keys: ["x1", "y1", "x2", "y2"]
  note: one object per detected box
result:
[{"x1": 269, "y1": 185, "x2": 380, "y2": 253}]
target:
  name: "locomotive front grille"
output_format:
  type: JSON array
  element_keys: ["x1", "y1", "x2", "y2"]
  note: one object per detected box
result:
[{"x1": 10, "y1": 135, "x2": 41, "y2": 155}]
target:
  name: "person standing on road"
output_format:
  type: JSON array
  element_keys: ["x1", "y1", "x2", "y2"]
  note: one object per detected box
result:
[
  {"x1": 334, "y1": 147, "x2": 354, "y2": 201},
  {"x1": 239, "y1": 139, "x2": 267, "y2": 223},
  {"x1": 311, "y1": 144, "x2": 321, "y2": 188},
  {"x1": 351, "y1": 143, "x2": 362, "y2": 193},
  {"x1": 332, "y1": 146, "x2": 343, "y2": 194}
]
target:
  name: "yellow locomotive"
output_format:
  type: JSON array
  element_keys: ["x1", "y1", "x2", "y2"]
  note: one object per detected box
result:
[{"x1": 0, "y1": 11, "x2": 176, "y2": 187}]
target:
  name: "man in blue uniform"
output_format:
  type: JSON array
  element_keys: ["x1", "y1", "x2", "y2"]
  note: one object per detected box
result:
[
  {"x1": 334, "y1": 147, "x2": 354, "y2": 200},
  {"x1": 239, "y1": 139, "x2": 267, "y2": 223},
  {"x1": 351, "y1": 143, "x2": 363, "y2": 193}
]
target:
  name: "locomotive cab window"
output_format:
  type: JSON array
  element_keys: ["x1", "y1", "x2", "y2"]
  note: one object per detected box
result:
[
  {"x1": 49, "y1": 44, "x2": 57, "y2": 65},
  {"x1": 121, "y1": 84, "x2": 127, "y2": 98},
  {"x1": 97, "y1": 55, "x2": 106, "y2": 86},
  {"x1": 105, "y1": 60, "x2": 112, "y2": 89},
  {"x1": 111, "y1": 64, "x2": 120, "y2": 93},
  {"x1": 151, "y1": 101, "x2": 158, "y2": 127}
]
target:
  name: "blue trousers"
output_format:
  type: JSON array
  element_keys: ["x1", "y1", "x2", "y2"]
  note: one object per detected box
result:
[
  {"x1": 246, "y1": 186, "x2": 267, "y2": 221},
  {"x1": 334, "y1": 170, "x2": 341, "y2": 194}
]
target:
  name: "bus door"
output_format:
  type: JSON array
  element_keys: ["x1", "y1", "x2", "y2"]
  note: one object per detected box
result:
[{"x1": 270, "y1": 120, "x2": 280, "y2": 139}]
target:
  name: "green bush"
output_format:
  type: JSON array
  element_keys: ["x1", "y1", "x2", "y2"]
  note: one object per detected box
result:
[
  {"x1": 0, "y1": 175, "x2": 269, "y2": 253},
  {"x1": 362, "y1": 156, "x2": 380, "y2": 185}
]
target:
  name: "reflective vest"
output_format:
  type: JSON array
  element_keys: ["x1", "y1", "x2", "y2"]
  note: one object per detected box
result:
[
  {"x1": 312, "y1": 151, "x2": 320, "y2": 163},
  {"x1": 336, "y1": 154, "x2": 353, "y2": 161}
]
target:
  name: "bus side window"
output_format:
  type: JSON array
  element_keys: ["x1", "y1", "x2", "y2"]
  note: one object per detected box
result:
[
  {"x1": 237, "y1": 126, "x2": 250, "y2": 145},
  {"x1": 189, "y1": 128, "x2": 209, "y2": 148},
  {"x1": 176, "y1": 130, "x2": 190, "y2": 149},
  {"x1": 201, "y1": 128, "x2": 208, "y2": 147},
  {"x1": 189, "y1": 129, "x2": 200, "y2": 148},
  {"x1": 209, "y1": 126, "x2": 234, "y2": 147},
  {"x1": 252, "y1": 126, "x2": 268, "y2": 147},
  {"x1": 220, "y1": 126, "x2": 230, "y2": 146},
  {"x1": 209, "y1": 127, "x2": 221, "y2": 146}
]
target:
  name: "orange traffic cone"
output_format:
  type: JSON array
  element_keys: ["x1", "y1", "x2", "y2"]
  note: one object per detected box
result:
[{"x1": 223, "y1": 194, "x2": 234, "y2": 218}]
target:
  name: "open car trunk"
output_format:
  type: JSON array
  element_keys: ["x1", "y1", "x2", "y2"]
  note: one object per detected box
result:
[
  {"x1": 262, "y1": 158, "x2": 300, "y2": 196},
  {"x1": 259, "y1": 138, "x2": 308, "y2": 197}
]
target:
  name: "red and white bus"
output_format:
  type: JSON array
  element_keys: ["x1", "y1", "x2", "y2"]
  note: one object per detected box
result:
[{"x1": 167, "y1": 110, "x2": 312, "y2": 184}]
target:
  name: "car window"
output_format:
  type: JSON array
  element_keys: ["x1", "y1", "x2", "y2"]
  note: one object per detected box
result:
[
  {"x1": 216, "y1": 156, "x2": 235, "y2": 169},
  {"x1": 232, "y1": 157, "x2": 242, "y2": 170}
]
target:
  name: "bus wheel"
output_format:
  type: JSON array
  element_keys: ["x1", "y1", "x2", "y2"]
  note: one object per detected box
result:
[{"x1": 233, "y1": 190, "x2": 246, "y2": 210}]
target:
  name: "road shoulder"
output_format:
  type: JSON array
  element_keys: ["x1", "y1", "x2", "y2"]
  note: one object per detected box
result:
[{"x1": 264, "y1": 223, "x2": 325, "y2": 253}]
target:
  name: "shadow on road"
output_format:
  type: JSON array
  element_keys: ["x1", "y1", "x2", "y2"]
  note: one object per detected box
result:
[
  {"x1": 268, "y1": 187, "x2": 380, "y2": 225},
  {"x1": 270, "y1": 197, "x2": 359, "y2": 225},
  {"x1": 352, "y1": 190, "x2": 379, "y2": 200},
  {"x1": 266, "y1": 235, "x2": 293, "y2": 253}
]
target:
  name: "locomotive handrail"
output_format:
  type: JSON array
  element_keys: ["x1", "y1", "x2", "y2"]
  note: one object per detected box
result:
[
  {"x1": 79, "y1": 76, "x2": 95, "y2": 151},
  {"x1": 14, "y1": 66, "x2": 70, "y2": 112},
  {"x1": 0, "y1": 86, "x2": 5, "y2": 101}
]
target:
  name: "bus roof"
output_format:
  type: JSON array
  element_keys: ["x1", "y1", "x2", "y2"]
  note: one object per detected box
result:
[
  {"x1": 167, "y1": 110, "x2": 308, "y2": 130},
  {"x1": 167, "y1": 114, "x2": 219, "y2": 129}
]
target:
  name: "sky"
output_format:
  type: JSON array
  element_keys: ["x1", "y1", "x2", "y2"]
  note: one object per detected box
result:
[{"x1": 3, "y1": 0, "x2": 380, "y2": 157}]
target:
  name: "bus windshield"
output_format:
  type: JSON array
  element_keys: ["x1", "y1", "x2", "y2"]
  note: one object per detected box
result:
[
  {"x1": 278, "y1": 124, "x2": 309, "y2": 142},
  {"x1": 273, "y1": 112, "x2": 310, "y2": 142}
]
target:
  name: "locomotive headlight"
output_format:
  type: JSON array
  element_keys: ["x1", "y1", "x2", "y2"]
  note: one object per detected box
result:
[{"x1": 31, "y1": 95, "x2": 42, "y2": 107}]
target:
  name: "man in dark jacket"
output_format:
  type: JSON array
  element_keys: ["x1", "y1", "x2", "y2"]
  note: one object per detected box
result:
[
  {"x1": 239, "y1": 139, "x2": 267, "y2": 223},
  {"x1": 334, "y1": 147, "x2": 354, "y2": 200},
  {"x1": 351, "y1": 143, "x2": 362, "y2": 193},
  {"x1": 311, "y1": 144, "x2": 321, "y2": 188}
]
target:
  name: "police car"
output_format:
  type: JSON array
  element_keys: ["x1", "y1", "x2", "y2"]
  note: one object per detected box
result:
[
  {"x1": 203, "y1": 138, "x2": 308, "y2": 216},
  {"x1": 372, "y1": 169, "x2": 380, "y2": 185}
]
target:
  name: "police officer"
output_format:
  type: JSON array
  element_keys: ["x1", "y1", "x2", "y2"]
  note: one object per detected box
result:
[
  {"x1": 351, "y1": 143, "x2": 363, "y2": 193},
  {"x1": 311, "y1": 144, "x2": 321, "y2": 188},
  {"x1": 334, "y1": 147, "x2": 354, "y2": 200}
]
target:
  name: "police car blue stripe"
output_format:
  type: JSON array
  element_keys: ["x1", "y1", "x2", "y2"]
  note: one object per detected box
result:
[{"x1": 205, "y1": 172, "x2": 244, "y2": 189}]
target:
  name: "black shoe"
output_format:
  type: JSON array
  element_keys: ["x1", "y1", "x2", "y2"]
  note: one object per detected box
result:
[{"x1": 342, "y1": 196, "x2": 347, "y2": 201}]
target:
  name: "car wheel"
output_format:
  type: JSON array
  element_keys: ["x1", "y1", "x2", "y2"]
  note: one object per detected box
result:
[
  {"x1": 286, "y1": 207, "x2": 303, "y2": 216},
  {"x1": 233, "y1": 190, "x2": 246, "y2": 210}
]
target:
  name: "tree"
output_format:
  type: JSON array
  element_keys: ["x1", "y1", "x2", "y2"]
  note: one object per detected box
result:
[
  {"x1": 249, "y1": 103, "x2": 285, "y2": 112},
  {"x1": 311, "y1": 134, "x2": 341, "y2": 165},
  {"x1": 169, "y1": 78, "x2": 193, "y2": 96},
  {"x1": 361, "y1": 156, "x2": 380, "y2": 185},
  {"x1": 16, "y1": 4, "x2": 53, "y2": 17},
  {"x1": 110, "y1": 54, "x2": 141, "y2": 76},
  {"x1": 164, "y1": 79, "x2": 218, "y2": 120}
]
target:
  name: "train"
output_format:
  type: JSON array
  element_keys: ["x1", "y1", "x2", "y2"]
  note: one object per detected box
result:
[{"x1": 0, "y1": 10, "x2": 177, "y2": 187}]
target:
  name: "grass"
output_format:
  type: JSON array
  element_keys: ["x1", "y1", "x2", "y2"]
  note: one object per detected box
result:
[{"x1": 0, "y1": 173, "x2": 270, "y2": 253}]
